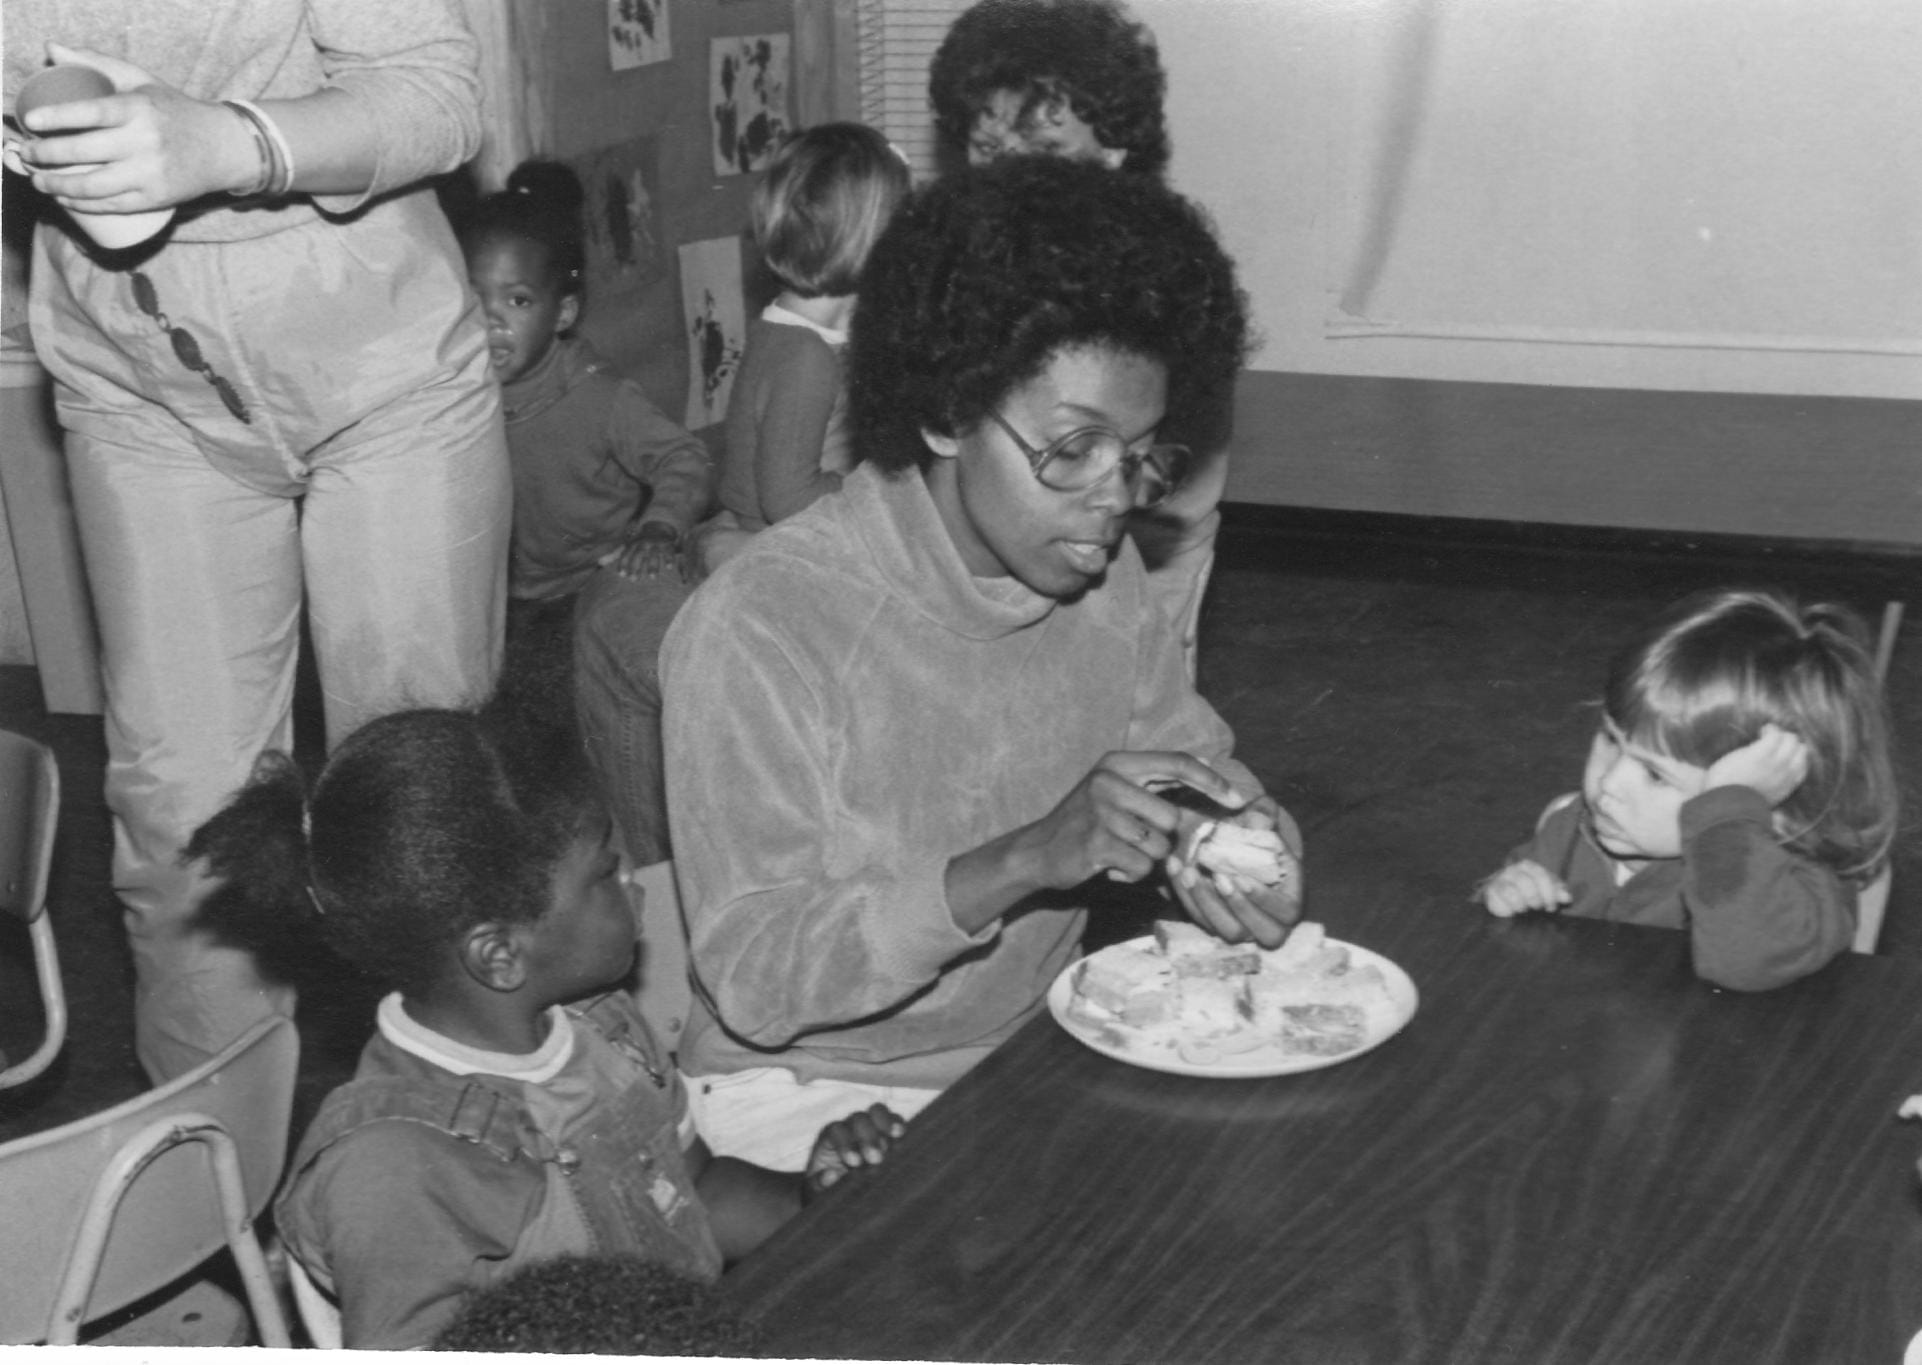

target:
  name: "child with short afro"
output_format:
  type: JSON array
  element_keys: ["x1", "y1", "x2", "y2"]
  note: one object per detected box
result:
[
  {"x1": 433, "y1": 1253, "x2": 763, "y2": 1355},
  {"x1": 188, "y1": 701, "x2": 902, "y2": 1349}
]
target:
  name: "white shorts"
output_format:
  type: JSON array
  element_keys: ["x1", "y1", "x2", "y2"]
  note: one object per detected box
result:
[{"x1": 686, "y1": 1066, "x2": 941, "y2": 1172}]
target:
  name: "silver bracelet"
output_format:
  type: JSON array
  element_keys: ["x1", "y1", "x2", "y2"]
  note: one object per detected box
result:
[
  {"x1": 223, "y1": 99, "x2": 296, "y2": 197},
  {"x1": 223, "y1": 100, "x2": 273, "y2": 196}
]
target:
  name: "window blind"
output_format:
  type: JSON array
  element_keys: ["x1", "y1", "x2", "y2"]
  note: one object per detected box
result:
[{"x1": 854, "y1": 0, "x2": 972, "y2": 181}]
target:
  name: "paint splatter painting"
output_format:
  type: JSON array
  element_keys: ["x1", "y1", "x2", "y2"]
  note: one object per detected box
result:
[
  {"x1": 710, "y1": 34, "x2": 791, "y2": 176},
  {"x1": 576, "y1": 136, "x2": 665, "y2": 289},
  {"x1": 678, "y1": 237, "x2": 746, "y2": 428},
  {"x1": 609, "y1": 0, "x2": 670, "y2": 71}
]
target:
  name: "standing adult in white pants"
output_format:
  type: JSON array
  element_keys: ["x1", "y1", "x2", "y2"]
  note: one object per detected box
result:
[{"x1": 6, "y1": 0, "x2": 511, "y2": 1081}]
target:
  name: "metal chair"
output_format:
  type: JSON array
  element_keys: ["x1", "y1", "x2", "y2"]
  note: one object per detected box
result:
[
  {"x1": 0, "y1": 728, "x2": 63, "y2": 1089},
  {"x1": 1854, "y1": 866, "x2": 1893, "y2": 955},
  {"x1": 1874, "y1": 600, "x2": 1902, "y2": 688},
  {"x1": 0, "y1": 1014, "x2": 299, "y2": 1345},
  {"x1": 1855, "y1": 606, "x2": 1899, "y2": 953}
]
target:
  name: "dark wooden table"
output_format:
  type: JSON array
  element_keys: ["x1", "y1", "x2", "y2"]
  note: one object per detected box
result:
[{"x1": 726, "y1": 897, "x2": 1922, "y2": 1363}]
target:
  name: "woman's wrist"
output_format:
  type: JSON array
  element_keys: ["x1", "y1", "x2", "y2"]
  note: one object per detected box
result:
[
  {"x1": 222, "y1": 100, "x2": 296, "y2": 197},
  {"x1": 945, "y1": 826, "x2": 1050, "y2": 935},
  {"x1": 223, "y1": 102, "x2": 273, "y2": 195}
]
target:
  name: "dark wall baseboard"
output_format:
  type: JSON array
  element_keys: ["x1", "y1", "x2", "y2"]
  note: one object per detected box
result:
[{"x1": 1222, "y1": 372, "x2": 1922, "y2": 550}]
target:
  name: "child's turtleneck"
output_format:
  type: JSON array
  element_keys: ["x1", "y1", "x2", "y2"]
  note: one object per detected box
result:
[
  {"x1": 500, "y1": 333, "x2": 593, "y2": 423},
  {"x1": 381, "y1": 993, "x2": 575, "y2": 1082}
]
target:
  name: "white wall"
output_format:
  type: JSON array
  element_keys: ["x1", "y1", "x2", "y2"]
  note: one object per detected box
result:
[{"x1": 1139, "y1": 0, "x2": 1922, "y2": 400}]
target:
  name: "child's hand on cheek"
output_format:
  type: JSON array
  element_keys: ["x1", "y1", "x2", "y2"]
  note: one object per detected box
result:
[
  {"x1": 804, "y1": 1104, "x2": 907, "y2": 1198},
  {"x1": 1705, "y1": 723, "x2": 1810, "y2": 807}
]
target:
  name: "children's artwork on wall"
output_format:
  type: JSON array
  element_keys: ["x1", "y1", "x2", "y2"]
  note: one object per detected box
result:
[
  {"x1": 576, "y1": 136, "x2": 666, "y2": 292},
  {"x1": 709, "y1": 34, "x2": 791, "y2": 176},
  {"x1": 609, "y1": 0, "x2": 671, "y2": 70},
  {"x1": 678, "y1": 237, "x2": 746, "y2": 429}
]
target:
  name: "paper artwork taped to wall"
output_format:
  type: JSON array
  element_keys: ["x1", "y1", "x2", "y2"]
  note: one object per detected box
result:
[
  {"x1": 710, "y1": 34, "x2": 791, "y2": 176},
  {"x1": 609, "y1": 0, "x2": 670, "y2": 71},
  {"x1": 576, "y1": 137, "x2": 665, "y2": 292},
  {"x1": 678, "y1": 237, "x2": 746, "y2": 429}
]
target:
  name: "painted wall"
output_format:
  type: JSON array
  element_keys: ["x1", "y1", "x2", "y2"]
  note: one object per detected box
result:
[
  {"x1": 529, "y1": 0, "x2": 824, "y2": 429},
  {"x1": 531, "y1": 0, "x2": 764, "y2": 425},
  {"x1": 1138, "y1": 0, "x2": 1922, "y2": 401}
]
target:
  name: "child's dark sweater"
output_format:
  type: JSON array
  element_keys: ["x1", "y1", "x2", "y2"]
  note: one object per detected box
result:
[
  {"x1": 503, "y1": 337, "x2": 712, "y2": 600},
  {"x1": 1511, "y1": 785, "x2": 1856, "y2": 990}
]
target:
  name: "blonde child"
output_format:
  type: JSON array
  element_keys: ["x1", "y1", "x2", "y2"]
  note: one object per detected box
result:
[
  {"x1": 186, "y1": 703, "x2": 901, "y2": 1350},
  {"x1": 701, "y1": 122, "x2": 910, "y2": 572},
  {"x1": 574, "y1": 126, "x2": 905, "y2": 864},
  {"x1": 1481, "y1": 587, "x2": 1898, "y2": 991}
]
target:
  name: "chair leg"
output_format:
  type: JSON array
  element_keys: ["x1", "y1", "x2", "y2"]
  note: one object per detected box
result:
[
  {"x1": 226, "y1": 1210, "x2": 293, "y2": 1348},
  {"x1": 0, "y1": 916, "x2": 67, "y2": 1091},
  {"x1": 46, "y1": 1115, "x2": 291, "y2": 1347}
]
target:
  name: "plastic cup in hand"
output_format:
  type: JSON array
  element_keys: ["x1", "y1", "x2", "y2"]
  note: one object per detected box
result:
[{"x1": 15, "y1": 63, "x2": 173, "y2": 250}]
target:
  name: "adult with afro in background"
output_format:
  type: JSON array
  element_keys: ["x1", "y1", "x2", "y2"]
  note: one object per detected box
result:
[
  {"x1": 928, "y1": 0, "x2": 1169, "y2": 175},
  {"x1": 660, "y1": 155, "x2": 1301, "y2": 1171},
  {"x1": 928, "y1": 0, "x2": 1223, "y2": 677}
]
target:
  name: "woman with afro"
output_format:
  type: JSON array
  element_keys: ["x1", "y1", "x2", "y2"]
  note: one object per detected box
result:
[
  {"x1": 659, "y1": 156, "x2": 1301, "y2": 1170},
  {"x1": 928, "y1": 0, "x2": 1169, "y2": 176},
  {"x1": 930, "y1": 0, "x2": 1230, "y2": 678}
]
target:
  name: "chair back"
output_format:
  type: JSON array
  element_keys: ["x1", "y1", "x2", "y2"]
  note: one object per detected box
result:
[
  {"x1": 1854, "y1": 604, "x2": 1900, "y2": 952},
  {"x1": 1853, "y1": 865, "x2": 1893, "y2": 955},
  {"x1": 0, "y1": 728, "x2": 63, "y2": 1088},
  {"x1": 627, "y1": 859, "x2": 693, "y2": 1055},
  {"x1": 1873, "y1": 599, "x2": 1902, "y2": 687},
  {"x1": 0, "y1": 1015, "x2": 299, "y2": 1344}
]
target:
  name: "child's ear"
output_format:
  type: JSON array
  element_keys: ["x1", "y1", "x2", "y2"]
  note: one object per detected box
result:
[
  {"x1": 460, "y1": 922, "x2": 529, "y2": 993},
  {"x1": 557, "y1": 293, "x2": 581, "y2": 335},
  {"x1": 920, "y1": 426, "x2": 960, "y2": 461}
]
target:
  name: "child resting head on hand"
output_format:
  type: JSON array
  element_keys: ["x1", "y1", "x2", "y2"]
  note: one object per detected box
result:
[{"x1": 1479, "y1": 586, "x2": 1897, "y2": 992}]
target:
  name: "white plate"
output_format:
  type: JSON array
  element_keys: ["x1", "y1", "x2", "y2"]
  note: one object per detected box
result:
[{"x1": 1047, "y1": 934, "x2": 1418, "y2": 1079}]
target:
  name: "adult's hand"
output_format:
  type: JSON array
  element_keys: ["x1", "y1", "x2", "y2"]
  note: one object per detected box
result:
[
  {"x1": 17, "y1": 44, "x2": 257, "y2": 211},
  {"x1": 945, "y1": 750, "x2": 1247, "y2": 935},
  {"x1": 1032, "y1": 750, "x2": 1249, "y2": 889},
  {"x1": 1165, "y1": 794, "x2": 1301, "y2": 947}
]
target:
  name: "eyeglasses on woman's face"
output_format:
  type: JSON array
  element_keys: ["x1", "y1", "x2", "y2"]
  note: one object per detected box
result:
[{"x1": 986, "y1": 409, "x2": 1189, "y2": 508}]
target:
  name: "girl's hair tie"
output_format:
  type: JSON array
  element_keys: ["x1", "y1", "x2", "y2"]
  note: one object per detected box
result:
[{"x1": 300, "y1": 803, "x2": 323, "y2": 913}]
